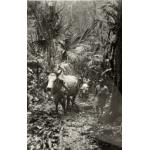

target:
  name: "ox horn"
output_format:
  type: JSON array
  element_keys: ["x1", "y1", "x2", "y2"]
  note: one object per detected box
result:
[
  {"x1": 56, "y1": 69, "x2": 62, "y2": 77},
  {"x1": 58, "y1": 65, "x2": 63, "y2": 70}
]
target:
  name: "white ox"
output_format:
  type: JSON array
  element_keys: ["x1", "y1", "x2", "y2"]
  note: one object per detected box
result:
[{"x1": 47, "y1": 70, "x2": 79, "y2": 112}]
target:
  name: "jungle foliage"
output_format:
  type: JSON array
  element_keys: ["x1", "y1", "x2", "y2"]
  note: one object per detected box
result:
[{"x1": 27, "y1": 0, "x2": 122, "y2": 149}]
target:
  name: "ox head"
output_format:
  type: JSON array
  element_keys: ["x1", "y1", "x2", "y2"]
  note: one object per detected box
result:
[
  {"x1": 47, "y1": 71, "x2": 68, "y2": 101},
  {"x1": 47, "y1": 68, "x2": 62, "y2": 91},
  {"x1": 47, "y1": 73, "x2": 57, "y2": 92},
  {"x1": 53, "y1": 64, "x2": 62, "y2": 74},
  {"x1": 47, "y1": 68, "x2": 63, "y2": 94}
]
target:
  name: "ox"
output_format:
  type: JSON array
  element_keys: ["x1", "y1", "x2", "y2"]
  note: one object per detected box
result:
[{"x1": 47, "y1": 69, "x2": 79, "y2": 113}]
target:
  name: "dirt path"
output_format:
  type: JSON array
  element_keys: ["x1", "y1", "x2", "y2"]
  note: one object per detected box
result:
[
  {"x1": 58, "y1": 105, "x2": 99, "y2": 149},
  {"x1": 28, "y1": 94, "x2": 121, "y2": 150},
  {"x1": 54, "y1": 94, "x2": 106, "y2": 150}
]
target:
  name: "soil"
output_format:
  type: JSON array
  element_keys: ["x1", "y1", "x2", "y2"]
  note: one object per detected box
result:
[{"x1": 27, "y1": 94, "x2": 122, "y2": 150}]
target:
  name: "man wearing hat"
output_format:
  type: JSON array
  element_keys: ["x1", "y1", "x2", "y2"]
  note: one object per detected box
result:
[{"x1": 94, "y1": 78, "x2": 109, "y2": 120}]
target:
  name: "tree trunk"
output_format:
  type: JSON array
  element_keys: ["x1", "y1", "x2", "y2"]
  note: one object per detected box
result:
[
  {"x1": 110, "y1": 1, "x2": 122, "y2": 121},
  {"x1": 47, "y1": 4, "x2": 56, "y2": 70}
]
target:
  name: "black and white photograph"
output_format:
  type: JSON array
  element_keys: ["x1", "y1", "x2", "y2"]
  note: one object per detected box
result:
[{"x1": 27, "y1": 0, "x2": 122, "y2": 149}]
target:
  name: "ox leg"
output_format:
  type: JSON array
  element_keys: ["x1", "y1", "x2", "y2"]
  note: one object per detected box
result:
[
  {"x1": 71, "y1": 96, "x2": 76, "y2": 107},
  {"x1": 55, "y1": 100, "x2": 59, "y2": 113},
  {"x1": 60, "y1": 98, "x2": 66, "y2": 114},
  {"x1": 66, "y1": 96, "x2": 71, "y2": 111},
  {"x1": 71, "y1": 96, "x2": 79, "y2": 112}
]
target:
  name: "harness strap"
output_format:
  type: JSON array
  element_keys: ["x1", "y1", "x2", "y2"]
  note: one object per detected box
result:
[{"x1": 62, "y1": 81, "x2": 69, "y2": 93}]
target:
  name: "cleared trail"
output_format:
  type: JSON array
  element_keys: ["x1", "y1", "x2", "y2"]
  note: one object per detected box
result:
[
  {"x1": 58, "y1": 101, "x2": 100, "y2": 150},
  {"x1": 28, "y1": 94, "x2": 121, "y2": 150}
]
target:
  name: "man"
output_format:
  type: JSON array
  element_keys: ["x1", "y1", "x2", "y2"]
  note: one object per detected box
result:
[
  {"x1": 95, "y1": 79, "x2": 103, "y2": 95},
  {"x1": 79, "y1": 78, "x2": 90, "y2": 100},
  {"x1": 94, "y1": 79, "x2": 109, "y2": 120}
]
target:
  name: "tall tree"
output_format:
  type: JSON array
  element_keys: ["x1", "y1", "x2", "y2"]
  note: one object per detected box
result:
[
  {"x1": 27, "y1": 1, "x2": 63, "y2": 69},
  {"x1": 99, "y1": 0, "x2": 122, "y2": 121}
]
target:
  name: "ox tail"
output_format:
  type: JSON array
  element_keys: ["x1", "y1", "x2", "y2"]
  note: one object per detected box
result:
[{"x1": 76, "y1": 79, "x2": 82, "y2": 95}]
